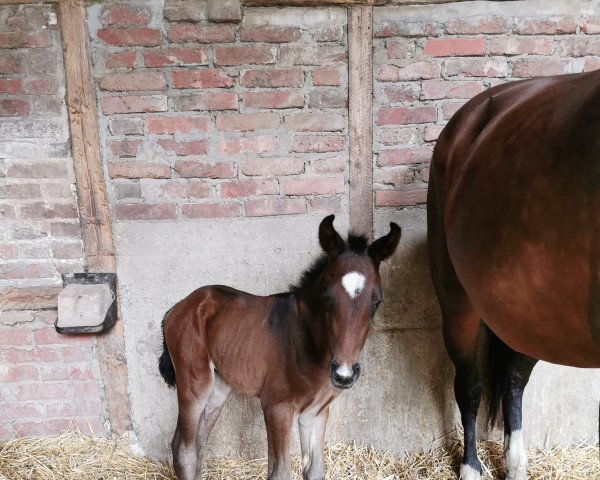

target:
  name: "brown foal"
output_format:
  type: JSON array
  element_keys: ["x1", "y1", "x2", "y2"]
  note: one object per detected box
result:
[{"x1": 159, "y1": 215, "x2": 400, "y2": 480}]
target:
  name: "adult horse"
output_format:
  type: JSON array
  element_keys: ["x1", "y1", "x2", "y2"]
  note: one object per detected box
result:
[
  {"x1": 428, "y1": 70, "x2": 600, "y2": 480},
  {"x1": 159, "y1": 215, "x2": 400, "y2": 480}
]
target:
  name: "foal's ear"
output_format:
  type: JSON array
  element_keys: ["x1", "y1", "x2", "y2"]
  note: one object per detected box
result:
[
  {"x1": 368, "y1": 222, "x2": 401, "y2": 266},
  {"x1": 319, "y1": 215, "x2": 345, "y2": 259}
]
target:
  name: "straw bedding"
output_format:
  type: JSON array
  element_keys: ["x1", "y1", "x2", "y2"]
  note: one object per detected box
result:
[{"x1": 0, "y1": 430, "x2": 597, "y2": 479}]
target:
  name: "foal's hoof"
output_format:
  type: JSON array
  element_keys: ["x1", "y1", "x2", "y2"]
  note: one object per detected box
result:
[{"x1": 460, "y1": 463, "x2": 481, "y2": 480}]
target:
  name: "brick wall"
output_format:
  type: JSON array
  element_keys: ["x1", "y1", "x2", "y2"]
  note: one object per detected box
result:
[
  {"x1": 0, "y1": 5, "x2": 106, "y2": 439},
  {"x1": 373, "y1": 5, "x2": 600, "y2": 209},
  {"x1": 89, "y1": 2, "x2": 349, "y2": 222}
]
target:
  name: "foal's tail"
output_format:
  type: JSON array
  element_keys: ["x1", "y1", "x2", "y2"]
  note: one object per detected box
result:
[
  {"x1": 158, "y1": 308, "x2": 176, "y2": 388},
  {"x1": 486, "y1": 327, "x2": 512, "y2": 428}
]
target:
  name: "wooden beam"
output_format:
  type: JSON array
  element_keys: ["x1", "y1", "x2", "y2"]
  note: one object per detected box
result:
[
  {"x1": 58, "y1": 0, "x2": 131, "y2": 435},
  {"x1": 348, "y1": 6, "x2": 374, "y2": 239}
]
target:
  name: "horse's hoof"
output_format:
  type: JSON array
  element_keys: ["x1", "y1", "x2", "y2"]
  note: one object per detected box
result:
[{"x1": 460, "y1": 463, "x2": 481, "y2": 480}]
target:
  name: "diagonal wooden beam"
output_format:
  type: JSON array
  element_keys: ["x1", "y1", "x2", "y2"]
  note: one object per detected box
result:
[{"x1": 57, "y1": 0, "x2": 131, "y2": 435}]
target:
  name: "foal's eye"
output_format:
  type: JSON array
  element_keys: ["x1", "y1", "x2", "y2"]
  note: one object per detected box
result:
[
  {"x1": 322, "y1": 295, "x2": 334, "y2": 310},
  {"x1": 369, "y1": 300, "x2": 382, "y2": 317}
]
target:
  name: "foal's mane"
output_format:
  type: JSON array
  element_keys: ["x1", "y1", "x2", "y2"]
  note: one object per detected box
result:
[{"x1": 289, "y1": 233, "x2": 369, "y2": 292}]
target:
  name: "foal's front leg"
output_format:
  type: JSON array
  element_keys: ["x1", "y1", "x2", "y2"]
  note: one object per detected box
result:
[
  {"x1": 298, "y1": 406, "x2": 329, "y2": 480},
  {"x1": 263, "y1": 402, "x2": 295, "y2": 480}
]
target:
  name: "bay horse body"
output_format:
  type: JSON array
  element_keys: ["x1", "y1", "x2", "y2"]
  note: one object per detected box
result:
[
  {"x1": 159, "y1": 215, "x2": 400, "y2": 480},
  {"x1": 428, "y1": 70, "x2": 600, "y2": 480}
]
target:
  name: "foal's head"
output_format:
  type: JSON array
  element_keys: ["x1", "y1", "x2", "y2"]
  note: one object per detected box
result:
[{"x1": 315, "y1": 215, "x2": 400, "y2": 389}]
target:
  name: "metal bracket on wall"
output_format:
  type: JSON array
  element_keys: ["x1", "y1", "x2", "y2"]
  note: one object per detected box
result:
[{"x1": 55, "y1": 273, "x2": 118, "y2": 334}]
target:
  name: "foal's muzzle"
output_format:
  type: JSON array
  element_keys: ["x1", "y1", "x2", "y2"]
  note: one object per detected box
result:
[{"x1": 329, "y1": 360, "x2": 360, "y2": 389}]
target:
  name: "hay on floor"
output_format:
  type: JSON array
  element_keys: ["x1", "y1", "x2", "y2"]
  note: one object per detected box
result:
[{"x1": 0, "y1": 430, "x2": 598, "y2": 479}]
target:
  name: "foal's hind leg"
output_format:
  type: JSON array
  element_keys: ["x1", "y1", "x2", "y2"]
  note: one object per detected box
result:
[
  {"x1": 492, "y1": 338, "x2": 537, "y2": 480},
  {"x1": 172, "y1": 364, "x2": 213, "y2": 480},
  {"x1": 194, "y1": 372, "x2": 232, "y2": 477}
]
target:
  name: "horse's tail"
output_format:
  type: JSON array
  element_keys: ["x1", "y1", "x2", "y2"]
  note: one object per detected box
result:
[
  {"x1": 486, "y1": 326, "x2": 511, "y2": 428},
  {"x1": 158, "y1": 308, "x2": 176, "y2": 388}
]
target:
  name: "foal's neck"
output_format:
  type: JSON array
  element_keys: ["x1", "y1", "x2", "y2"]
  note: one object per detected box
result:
[{"x1": 293, "y1": 286, "x2": 331, "y2": 366}]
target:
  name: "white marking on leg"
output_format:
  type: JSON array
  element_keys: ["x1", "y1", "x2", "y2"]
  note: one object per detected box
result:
[
  {"x1": 335, "y1": 363, "x2": 353, "y2": 379},
  {"x1": 505, "y1": 430, "x2": 527, "y2": 480},
  {"x1": 460, "y1": 463, "x2": 481, "y2": 480},
  {"x1": 341, "y1": 271, "x2": 366, "y2": 299}
]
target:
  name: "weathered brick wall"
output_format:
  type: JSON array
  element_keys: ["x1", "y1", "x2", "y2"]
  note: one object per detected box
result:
[
  {"x1": 0, "y1": 5, "x2": 106, "y2": 439},
  {"x1": 373, "y1": 3, "x2": 600, "y2": 209},
  {"x1": 89, "y1": 1, "x2": 349, "y2": 222}
]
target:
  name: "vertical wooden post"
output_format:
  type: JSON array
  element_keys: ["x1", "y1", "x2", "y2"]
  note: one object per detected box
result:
[
  {"x1": 348, "y1": 6, "x2": 374, "y2": 239},
  {"x1": 58, "y1": 0, "x2": 131, "y2": 434}
]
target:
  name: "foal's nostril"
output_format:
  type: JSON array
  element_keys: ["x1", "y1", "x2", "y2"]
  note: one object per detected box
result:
[
  {"x1": 329, "y1": 360, "x2": 359, "y2": 388},
  {"x1": 352, "y1": 363, "x2": 361, "y2": 380}
]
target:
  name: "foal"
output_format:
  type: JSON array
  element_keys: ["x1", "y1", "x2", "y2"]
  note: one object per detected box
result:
[{"x1": 159, "y1": 215, "x2": 400, "y2": 480}]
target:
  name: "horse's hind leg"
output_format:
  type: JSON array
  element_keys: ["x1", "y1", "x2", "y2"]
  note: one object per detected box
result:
[
  {"x1": 172, "y1": 364, "x2": 213, "y2": 480},
  {"x1": 194, "y1": 372, "x2": 232, "y2": 477},
  {"x1": 490, "y1": 334, "x2": 537, "y2": 480}
]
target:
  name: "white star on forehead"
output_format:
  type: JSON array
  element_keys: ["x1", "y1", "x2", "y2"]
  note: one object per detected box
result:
[{"x1": 341, "y1": 271, "x2": 366, "y2": 299}]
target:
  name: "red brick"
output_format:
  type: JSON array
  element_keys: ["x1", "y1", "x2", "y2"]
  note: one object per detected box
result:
[
  {"x1": 313, "y1": 157, "x2": 345, "y2": 174},
  {"x1": 40, "y1": 364, "x2": 95, "y2": 381},
  {"x1": 0, "y1": 402, "x2": 44, "y2": 419},
  {"x1": 0, "y1": 329, "x2": 33, "y2": 346},
  {"x1": 109, "y1": 117, "x2": 144, "y2": 135},
  {"x1": 16, "y1": 383, "x2": 71, "y2": 401},
  {"x1": 216, "y1": 113, "x2": 279, "y2": 131},
  {"x1": 285, "y1": 113, "x2": 345, "y2": 132},
  {"x1": 175, "y1": 161, "x2": 237, "y2": 179},
  {"x1": 21, "y1": 203, "x2": 78, "y2": 220},
  {"x1": 242, "y1": 157, "x2": 304, "y2": 176},
  {"x1": 0, "y1": 183, "x2": 41, "y2": 198},
  {"x1": 312, "y1": 68, "x2": 342, "y2": 86},
  {"x1": 243, "y1": 91, "x2": 304, "y2": 109},
  {"x1": 109, "y1": 162, "x2": 170, "y2": 179},
  {"x1": 217, "y1": 136, "x2": 278, "y2": 155},
  {"x1": 584, "y1": 58, "x2": 600, "y2": 72},
  {"x1": 376, "y1": 106, "x2": 437, "y2": 126},
  {"x1": 445, "y1": 16, "x2": 507, "y2": 35},
  {"x1": 421, "y1": 80, "x2": 484, "y2": 100},
  {"x1": 377, "y1": 62, "x2": 441, "y2": 82},
  {"x1": 62, "y1": 346, "x2": 94, "y2": 362},
  {"x1": 101, "y1": 95, "x2": 167, "y2": 114},
  {"x1": 106, "y1": 51, "x2": 137, "y2": 69},
  {"x1": 108, "y1": 139, "x2": 143, "y2": 157},
  {"x1": 144, "y1": 48, "x2": 206, "y2": 67},
  {"x1": 283, "y1": 177, "x2": 344, "y2": 196},
  {"x1": 153, "y1": 181, "x2": 211, "y2": 199},
  {"x1": 424, "y1": 125, "x2": 444, "y2": 142},
  {"x1": 0, "y1": 99, "x2": 29, "y2": 117},
  {"x1": 310, "y1": 197, "x2": 342, "y2": 214},
  {"x1": 375, "y1": 189, "x2": 428, "y2": 207},
  {"x1": 490, "y1": 37, "x2": 554, "y2": 56},
  {"x1": 221, "y1": 179, "x2": 279, "y2": 198},
  {"x1": 512, "y1": 58, "x2": 568, "y2": 78},
  {"x1": 424, "y1": 38, "x2": 486, "y2": 57},
  {"x1": 444, "y1": 58, "x2": 508, "y2": 77},
  {"x1": 0, "y1": 54, "x2": 23, "y2": 74},
  {"x1": 291, "y1": 135, "x2": 344, "y2": 153},
  {"x1": 312, "y1": 24, "x2": 344, "y2": 42},
  {"x1": 15, "y1": 419, "x2": 77, "y2": 437},
  {"x1": 0, "y1": 31, "x2": 51, "y2": 48},
  {"x1": 157, "y1": 139, "x2": 207, "y2": 156},
  {"x1": 0, "y1": 365, "x2": 38, "y2": 382},
  {"x1": 240, "y1": 26, "x2": 301, "y2": 43},
  {"x1": 167, "y1": 23, "x2": 235, "y2": 44},
  {"x1": 374, "y1": 20, "x2": 439, "y2": 38},
  {"x1": 74, "y1": 381, "x2": 103, "y2": 399},
  {"x1": 34, "y1": 328, "x2": 95, "y2": 345},
  {"x1": 97, "y1": 28, "x2": 161, "y2": 46},
  {"x1": 383, "y1": 86, "x2": 419, "y2": 103},
  {"x1": 557, "y1": 38, "x2": 600, "y2": 57},
  {"x1": 3, "y1": 347, "x2": 60, "y2": 363},
  {"x1": 0, "y1": 79, "x2": 23, "y2": 94},
  {"x1": 181, "y1": 203, "x2": 240, "y2": 218},
  {"x1": 52, "y1": 242, "x2": 84, "y2": 259},
  {"x1": 214, "y1": 46, "x2": 275, "y2": 66},
  {"x1": 0, "y1": 204, "x2": 16, "y2": 219},
  {"x1": 377, "y1": 148, "x2": 433, "y2": 166},
  {"x1": 100, "y1": 72, "x2": 166, "y2": 92},
  {"x1": 442, "y1": 102, "x2": 465, "y2": 120},
  {"x1": 279, "y1": 45, "x2": 346, "y2": 66},
  {"x1": 245, "y1": 198, "x2": 306, "y2": 217},
  {"x1": 241, "y1": 69, "x2": 304, "y2": 88},
  {"x1": 581, "y1": 16, "x2": 600, "y2": 35},
  {"x1": 147, "y1": 115, "x2": 210, "y2": 134},
  {"x1": 171, "y1": 92, "x2": 237, "y2": 111},
  {"x1": 102, "y1": 6, "x2": 150, "y2": 27},
  {"x1": 115, "y1": 203, "x2": 176, "y2": 220},
  {"x1": 420, "y1": 166, "x2": 430, "y2": 182},
  {"x1": 172, "y1": 69, "x2": 235, "y2": 89},
  {"x1": 308, "y1": 89, "x2": 347, "y2": 109},
  {"x1": 514, "y1": 17, "x2": 576, "y2": 35},
  {"x1": 0, "y1": 244, "x2": 19, "y2": 259},
  {"x1": 380, "y1": 167, "x2": 415, "y2": 187},
  {"x1": 386, "y1": 39, "x2": 417, "y2": 60}
]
